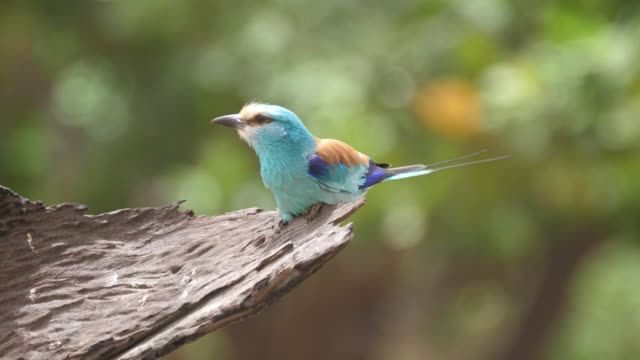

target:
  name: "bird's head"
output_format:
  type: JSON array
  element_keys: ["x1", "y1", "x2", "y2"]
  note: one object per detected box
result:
[{"x1": 211, "y1": 102, "x2": 313, "y2": 152}]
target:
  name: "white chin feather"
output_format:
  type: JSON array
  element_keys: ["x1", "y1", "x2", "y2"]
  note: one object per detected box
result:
[{"x1": 238, "y1": 128, "x2": 255, "y2": 145}]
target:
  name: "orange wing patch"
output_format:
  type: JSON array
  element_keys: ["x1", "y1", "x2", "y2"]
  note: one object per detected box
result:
[{"x1": 315, "y1": 138, "x2": 369, "y2": 167}]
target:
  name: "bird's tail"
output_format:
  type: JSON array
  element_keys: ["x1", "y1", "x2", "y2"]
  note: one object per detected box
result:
[{"x1": 383, "y1": 150, "x2": 509, "y2": 182}]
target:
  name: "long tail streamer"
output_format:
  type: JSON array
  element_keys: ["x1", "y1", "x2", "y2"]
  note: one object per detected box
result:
[{"x1": 384, "y1": 150, "x2": 509, "y2": 181}]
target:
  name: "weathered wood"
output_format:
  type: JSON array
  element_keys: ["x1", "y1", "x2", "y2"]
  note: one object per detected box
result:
[{"x1": 0, "y1": 186, "x2": 364, "y2": 360}]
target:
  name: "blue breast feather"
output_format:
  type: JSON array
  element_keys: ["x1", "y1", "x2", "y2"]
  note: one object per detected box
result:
[{"x1": 307, "y1": 154, "x2": 388, "y2": 191}]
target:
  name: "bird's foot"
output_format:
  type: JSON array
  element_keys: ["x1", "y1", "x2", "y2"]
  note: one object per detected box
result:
[
  {"x1": 304, "y1": 203, "x2": 324, "y2": 223},
  {"x1": 273, "y1": 218, "x2": 287, "y2": 233}
]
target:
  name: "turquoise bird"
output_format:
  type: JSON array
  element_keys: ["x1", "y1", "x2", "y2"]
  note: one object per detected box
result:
[{"x1": 212, "y1": 103, "x2": 507, "y2": 222}]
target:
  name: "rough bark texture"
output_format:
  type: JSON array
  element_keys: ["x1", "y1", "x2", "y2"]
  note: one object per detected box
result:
[{"x1": 0, "y1": 186, "x2": 364, "y2": 360}]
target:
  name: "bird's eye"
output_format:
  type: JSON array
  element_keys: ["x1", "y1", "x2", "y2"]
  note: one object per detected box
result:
[{"x1": 255, "y1": 115, "x2": 272, "y2": 125}]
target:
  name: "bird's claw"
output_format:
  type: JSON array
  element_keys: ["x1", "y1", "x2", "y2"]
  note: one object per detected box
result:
[
  {"x1": 304, "y1": 203, "x2": 324, "y2": 223},
  {"x1": 273, "y1": 218, "x2": 287, "y2": 233}
]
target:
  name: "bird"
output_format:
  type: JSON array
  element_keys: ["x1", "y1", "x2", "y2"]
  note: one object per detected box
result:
[{"x1": 211, "y1": 102, "x2": 508, "y2": 223}]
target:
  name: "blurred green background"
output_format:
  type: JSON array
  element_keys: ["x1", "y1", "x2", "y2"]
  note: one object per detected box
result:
[{"x1": 1, "y1": 1, "x2": 639, "y2": 359}]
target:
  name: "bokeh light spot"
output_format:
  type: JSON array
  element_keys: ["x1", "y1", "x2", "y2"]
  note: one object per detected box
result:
[{"x1": 413, "y1": 78, "x2": 482, "y2": 138}]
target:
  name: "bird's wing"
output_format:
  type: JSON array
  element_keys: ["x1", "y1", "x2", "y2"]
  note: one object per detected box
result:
[{"x1": 307, "y1": 138, "x2": 390, "y2": 193}]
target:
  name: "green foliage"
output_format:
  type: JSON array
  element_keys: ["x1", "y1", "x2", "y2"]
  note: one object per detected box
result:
[{"x1": 1, "y1": 1, "x2": 639, "y2": 359}]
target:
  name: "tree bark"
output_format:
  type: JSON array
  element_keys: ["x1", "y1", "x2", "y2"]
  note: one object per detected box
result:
[{"x1": 0, "y1": 186, "x2": 364, "y2": 360}]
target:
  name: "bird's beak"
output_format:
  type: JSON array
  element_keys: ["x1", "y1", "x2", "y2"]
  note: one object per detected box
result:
[{"x1": 211, "y1": 114, "x2": 246, "y2": 129}]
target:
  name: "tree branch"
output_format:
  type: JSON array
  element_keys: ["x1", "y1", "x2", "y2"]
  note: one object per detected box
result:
[{"x1": 0, "y1": 186, "x2": 364, "y2": 360}]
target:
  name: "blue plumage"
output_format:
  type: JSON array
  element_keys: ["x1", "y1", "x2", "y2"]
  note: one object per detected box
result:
[
  {"x1": 211, "y1": 103, "x2": 507, "y2": 222},
  {"x1": 360, "y1": 161, "x2": 389, "y2": 189},
  {"x1": 307, "y1": 154, "x2": 330, "y2": 178}
]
